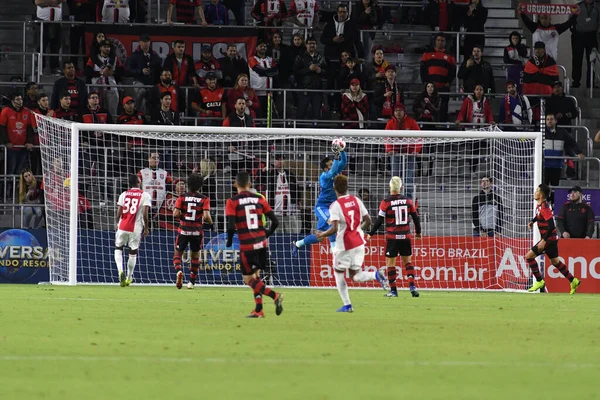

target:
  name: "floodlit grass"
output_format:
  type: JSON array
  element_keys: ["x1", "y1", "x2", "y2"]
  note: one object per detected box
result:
[{"x1": 0, "y1": 285, "x2": 598, "y2": 400}]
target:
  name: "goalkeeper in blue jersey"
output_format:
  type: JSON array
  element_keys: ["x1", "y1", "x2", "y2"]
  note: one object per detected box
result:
[{"x1": 292, "y1": 147, "x2": 348, "y2": 255}]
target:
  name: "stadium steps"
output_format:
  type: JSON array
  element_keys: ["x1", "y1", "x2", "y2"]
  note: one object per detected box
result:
[{"x1": 0, "y1": 1, "x2": 36, "y2": 82}]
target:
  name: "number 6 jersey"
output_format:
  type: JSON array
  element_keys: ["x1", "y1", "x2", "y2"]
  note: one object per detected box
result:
[
  {"x1": 117, "y1": 188, "x2": 152, "y2": 233},
  {"x1": 378, "y1": 194, "x2": 421, "y2": 240},
  {"x1": 225, "y1": 191, "x2": 272, "y2": 251}
]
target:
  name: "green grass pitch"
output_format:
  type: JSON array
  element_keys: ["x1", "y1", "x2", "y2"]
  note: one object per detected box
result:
[{"x1": 0, "y1": 285, "x2": 598, "y2": 400}]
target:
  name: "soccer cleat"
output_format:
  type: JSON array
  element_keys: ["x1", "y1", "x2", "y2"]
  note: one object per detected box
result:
[
  {"x1": 385, "y1": 290, "x2": 398, "y2": 297},
  {"x1": 336, "y1": 304, "x2": 354, "y2": 313},
  {"x1": 176, "y1": 270, "x2": 184, "y2": 290},
  {"x1": 570, "y1": 278, "x2": 581, "y2": 295},
  {"x1": 274, "y1": 293, "x2": 284, "y2": 316},
  {"x1": 246, "y1": 310, "x2": 265, "y2": 318},
  {"x1": 410, "y1": 288, "x2": 420, "y2": 298},
  {"x1": 125, "y1": 279, "x2": 132, "y2": 287},
  {"x1": 119, "y1": 271, "x2": 126, "y2": 287},
  {"x1": 187, "y1": 281, "x2": 195, "y2": 290},
  {"x1": 291, "y1": 241, "x2": 299, "y2": 257},
  {"x1": 376, "y1": 269, "x2": 391, "y2": 291},
  {"x1": 528, "y1": 279, "x2": 546, "y2": 292}
]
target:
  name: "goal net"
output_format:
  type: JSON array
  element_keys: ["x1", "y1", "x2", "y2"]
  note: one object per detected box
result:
[{"x1": 35, "y1": 114, "x2": 542, "y2": 290}]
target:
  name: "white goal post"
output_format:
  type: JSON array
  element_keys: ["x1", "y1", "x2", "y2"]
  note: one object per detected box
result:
[{"x1": 35, "y1": 114, "x2": 543, "y2": 290}]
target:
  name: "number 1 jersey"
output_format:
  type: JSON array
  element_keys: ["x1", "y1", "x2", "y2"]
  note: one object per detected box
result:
[
  {"x1": 117, "y1": 188, "x2": 152, "y2": 233},
  {"x1": 225, "y1": 191, "x2": 272, "y2": 251}
]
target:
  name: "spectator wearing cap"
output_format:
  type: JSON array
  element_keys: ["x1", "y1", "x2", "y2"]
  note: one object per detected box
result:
[
  {"x1": 96, "y1": 0, "x2": 131, "y2": 23},
  {"x1": 249, "y1": 40, "x2": 278, "y2": 119},
  {"x1": 51, "y1": 61, "x2": 88, "y2": 114},
  {"x1": 168, "y1": 0, "x2": 207, "y2": 25},
  {"x1": 85, "y1": 39, "x2": 123, "y2": 117},
  {"x1": 293, "y1": 36, "x2": 326, "y2": 122},
  {"x1": 191, "y1": 72, "x2": 226, "y2": 126},
  {"x1": 164, "y1": 39, "x2": 199, "y2": 88},
  {"x1": 543, "y1": 113, "x2": 584, "y2": 186},
  {"x1": 34, "y1": 0, "x2": 64, "y2": 75},
  {"x1": 364, "y1": 46, "x2": 390, "y2": 91},
  {"x1": 519, "y1": 5, "x2": 576, "y2": 61},
  {"x1": 341, "y1": 78, "x2": 369, "y2": 129},
  {"x1": 384, "y1": 104, "x2": 421, "y2": 199},
  {"x1": 498, "y1": 80, "x2": 531, "y2": 130},
  {"x1": 204, "y1": 0, "x2": 230, "y2": 25},
  {"x1": 546, "y1": 81, "x2": 577, "y2": 129},
  {"x1": 557, "y1": 186, "x2": 596, "y2": 239},
  {"x1": 148, "y1": 69, "x2": 184, "y2": 117},
  {"x1": 0, "y1": 92, "x2": 34, "y2": 180},
  {"x1": 125, "y1": 34, "x2": 163, "y2": 113},
  {"x1": 457, "y1": 45, "x2": 495, "y2": 94},
  {"x1": 374, "y1": 64, "x2": 404, "y2": 119},
  {"x1": 420, "y1": 33, "x2": 456, "y2": 121},
  {"x1": 218, "y1": 44, "x2": 249, "y2": 89},
  {"x1": 24, "y1": 82, "x2": 39, "y2": 110},
  {"x1": 523, "y1": 41, "x2": 559, "y2": 121},
  {"x1": 117, "y1": 96, "x2": 147, "y2": 174},
  {"x1": 195, "y1": 44, "x2": 223, "y2": 87}
]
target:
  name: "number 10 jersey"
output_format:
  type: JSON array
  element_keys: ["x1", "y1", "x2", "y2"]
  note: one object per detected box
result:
[{"x1": 378, "y1": 194, "x2": 420, "y2": 240}]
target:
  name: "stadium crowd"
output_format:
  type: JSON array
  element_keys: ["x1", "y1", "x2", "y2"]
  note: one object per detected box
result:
[{"x1": 0, "y1": 0, "x2": 599, "y2": 233}]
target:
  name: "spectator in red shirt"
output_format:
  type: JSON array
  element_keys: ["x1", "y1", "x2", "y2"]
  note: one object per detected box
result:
[
  {"x1": 163, "y1": 40, "x2": 199, "y2": 88},
  {"x1": 226, "y1": 73, "x2": 260, "y2": 118},
  {"x1": 54, "y1": 92, "x2": 81, "y2": 122},
  {"x1": 30, "y1": 92, "x2": 53, "y2": 175},
  {"x1": 148, "y1": 69, "x2": 184, "y2": 116},
  {"x1": 0, "y1": 93, "x2": 34, "y2": 179},
  {"x1": 195, "y1": 44, "x2": 223, "y2": 87},
  {"x1": 384, "y1": 104, "x2": 421, "y2": 199},
  {"x1": 191, "y1": 72, "x2": 226, "y2": 126}
]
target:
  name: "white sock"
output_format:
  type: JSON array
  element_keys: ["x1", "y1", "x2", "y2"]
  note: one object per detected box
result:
[
  {"x1": 114, "y1": 249, "x2": 123, "y2": 274},
  {"x1": 127, "y1": 255, "x2": 137, "y2": 281},
  {"x1": 334, "y1": 270, "x2": 351, "y2": 306},
  {"x1": 352, "y1": 271, "x2": 377, "y2": 283}
]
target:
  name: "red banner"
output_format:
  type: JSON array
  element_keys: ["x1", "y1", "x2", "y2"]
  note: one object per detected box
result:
[
  {"x1": 85, "y1": 25, "x2": 258, "y2": 66},
  {"x1": 309, "y1": 236, "x2": 600, "y2": 293},
  {"x1": 544, "y1": 240, "x2": 600, "y2": 294},
  {"x1": 518, "y1": 3, "x2": 579, "y2": 15}
]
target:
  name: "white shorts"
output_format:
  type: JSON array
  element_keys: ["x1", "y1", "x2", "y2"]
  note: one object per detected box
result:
[
  {"x1": 334, "y1": 246, "x2": 365, "y2": 271},
  {"x1": 115, "y1": 229, "x2": 142, "y2": 250}
]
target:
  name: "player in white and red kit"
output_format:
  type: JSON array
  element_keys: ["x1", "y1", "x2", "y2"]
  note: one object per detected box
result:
[
  {"x1": 316, "y1": 175, "x2": 389, "y2": 312},
  {"x1": 367, "y1": 177, "x2": 422, "y2": 298},
  {"x1": 115, "y1": 175, "x2": 152, "y2": 286},
  {"x1": 138, "y1": 152, "x2": 173, "y2": 216}
]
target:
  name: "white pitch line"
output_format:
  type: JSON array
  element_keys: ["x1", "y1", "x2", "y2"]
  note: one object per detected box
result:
[{"x1": 0, "y1": 355, "x2": 595, "y2": 369}]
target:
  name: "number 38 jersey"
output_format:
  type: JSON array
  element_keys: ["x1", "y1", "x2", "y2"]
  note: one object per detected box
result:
[
  {"x1": 174, "y1": 191, "x2": 210, "y2": 236},
  {"x1": 378, "y1": 194, "x2": 421, "y2": 240},
  {"x1": 329, "y1": 194, "x2": 369, "y2": 252},
  {"x1": 225, "y1": 191, "x2": 272, "y2": 251},
  {"x1": 117, "y1": 188, "x2": 152, "y2": 233}
]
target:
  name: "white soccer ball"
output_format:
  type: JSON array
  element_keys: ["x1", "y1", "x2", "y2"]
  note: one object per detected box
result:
[{"x1": 332, "y1": 138, "x2": 346, "y2": 152}]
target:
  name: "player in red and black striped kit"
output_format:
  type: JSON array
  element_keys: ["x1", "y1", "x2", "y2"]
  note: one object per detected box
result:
[
  {"x1": 367, "y1": 177, "x2": 422, "y2": 298},
  {"x1": 225, "y1": 171, "x2": 283, "y2": 318},
  {"x1": 173, "y1": 174, "x2": 212, "y2": 290},
  {"x1": 526, "y1": 184, "x2": 580, "y2": 294}
]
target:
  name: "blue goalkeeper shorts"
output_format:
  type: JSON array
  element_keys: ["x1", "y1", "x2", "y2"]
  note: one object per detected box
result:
[{"x1": 315, "y1": 205, "x2": 336, "y2": 246}]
